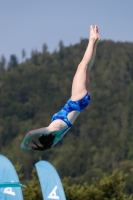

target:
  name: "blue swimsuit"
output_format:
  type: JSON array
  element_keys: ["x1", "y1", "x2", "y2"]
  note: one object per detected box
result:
[{"x1": 51, "y1": 93, "x2": 90, "y2": 145}]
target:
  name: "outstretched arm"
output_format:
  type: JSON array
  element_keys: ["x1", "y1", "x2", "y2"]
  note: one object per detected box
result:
[{"x1": 21, "y1": 127, "x2": 51, "y2": 150}]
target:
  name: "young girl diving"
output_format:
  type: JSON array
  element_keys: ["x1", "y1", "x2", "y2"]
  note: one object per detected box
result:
[{"x1": 21, "y1": 25, "x2": 101, "y2": 151}]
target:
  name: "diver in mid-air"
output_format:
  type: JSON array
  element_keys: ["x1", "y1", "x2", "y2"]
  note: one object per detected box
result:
[{"x1": 21, "y1": 25, "x2": 101, "y2": 151}]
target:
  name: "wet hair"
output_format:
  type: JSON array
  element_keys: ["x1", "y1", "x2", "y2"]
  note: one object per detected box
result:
[{"x1": 32, "y1": 134, "x2": 55, "y2": 151}]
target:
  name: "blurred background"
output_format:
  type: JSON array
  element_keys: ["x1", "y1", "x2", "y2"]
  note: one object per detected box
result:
[{"x1": 0, "y1": 1, "x2": 133, "y2": 199}]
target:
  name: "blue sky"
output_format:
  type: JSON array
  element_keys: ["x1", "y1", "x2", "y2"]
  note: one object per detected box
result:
[{"x1": 0, "y1": 0, "x2": 133, "y2": 63}]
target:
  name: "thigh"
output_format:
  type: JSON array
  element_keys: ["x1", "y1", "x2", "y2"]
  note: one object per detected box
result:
[{"x1": 71, "y1": 64, "x2": 89, "y2": 101}]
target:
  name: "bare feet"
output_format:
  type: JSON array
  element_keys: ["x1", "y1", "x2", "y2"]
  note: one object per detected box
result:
[
  {"x1": 89, "y1": 25, "x2": 101, "y2": 43},
  {"x1": 94, "y1": 25, "x2": 101, "y2": 40}
]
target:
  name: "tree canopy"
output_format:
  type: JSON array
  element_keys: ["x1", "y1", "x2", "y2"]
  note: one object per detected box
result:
[{"x1": 0, "y1": 39, "x2": 133, "y2": 198}]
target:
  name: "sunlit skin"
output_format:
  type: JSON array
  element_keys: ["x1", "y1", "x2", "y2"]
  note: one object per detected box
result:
[{"x1": 21, "y1": 25, "x2": 101, "y2": 150}]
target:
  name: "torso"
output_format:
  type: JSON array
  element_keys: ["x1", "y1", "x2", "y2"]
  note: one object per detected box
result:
[
  {"x1": 49, "y1": 93, "x2": 90, "y2": 135},
  {"x1": 49, "y1": 110, "x2": 80, "y2": 133}
]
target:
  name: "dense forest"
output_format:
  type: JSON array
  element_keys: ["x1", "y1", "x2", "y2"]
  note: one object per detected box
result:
[{"x1": 0, "y1": 39, "x2": 133, "y2": 199}]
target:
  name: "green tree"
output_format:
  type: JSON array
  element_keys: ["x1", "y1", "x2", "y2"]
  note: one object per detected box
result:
[
  {"x1": 8, "y1": 54, "x2": 18, "y2": 69},
  {"x1": 22, "y1": 49, "x2": 26, "y2": 62},
  {"x1": 63, "y1": 171, "x2": 133, "y2": 200},
  {"x1": 22, "y1": 168, "x2": 43, "y2": 200}
]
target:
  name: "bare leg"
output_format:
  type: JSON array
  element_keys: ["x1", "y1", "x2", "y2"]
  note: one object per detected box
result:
[
  {"x1": 21, "y1": 25, "x2": 101, "y2": 151},
  {"x1": 71, "y1": 25, "x2": 100, "y2": 101}
]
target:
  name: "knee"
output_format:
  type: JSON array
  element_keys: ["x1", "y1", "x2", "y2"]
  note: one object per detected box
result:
[{"x1": 77, "y1": 62, "x2": 87, "y2": 70}]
